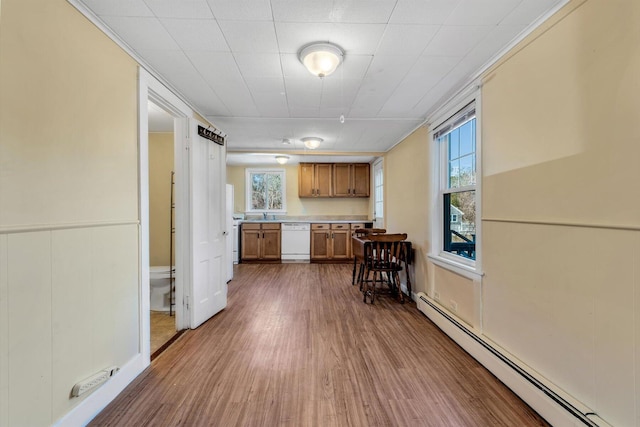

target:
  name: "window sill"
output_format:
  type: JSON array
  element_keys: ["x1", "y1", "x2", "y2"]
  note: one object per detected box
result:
[{"x1": 427, "y1": 253, "x2": 484, "y2": 281}]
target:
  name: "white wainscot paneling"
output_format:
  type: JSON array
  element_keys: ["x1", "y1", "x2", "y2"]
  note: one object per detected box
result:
[
  {"x1": 51, "y1": 228, "x2": 96, "y2": 421},
  {"x1": 7, "y1": 231, "x2": 53, "y2": 427},
  {"x1": 482, "y1": 221, "x2": 637, "y2": 427},
  {"x1": 0, "y1": 234, "x2": 8, "y2": 427},
  {"x1": 91, "y1": 224, "x2": 140, "y2": 367}
]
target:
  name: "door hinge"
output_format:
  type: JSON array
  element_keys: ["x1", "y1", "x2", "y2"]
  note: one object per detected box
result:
[{"x1": 184, "y1": 295, "x2": 189, "y2": 310}]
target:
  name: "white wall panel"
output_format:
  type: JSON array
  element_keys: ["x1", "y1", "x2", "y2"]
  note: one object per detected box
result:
[
  {"x1": 91, "y1": 225, "x2": 140, "y2": 369},
  {"x1": 482, "y1": 221, "x2": 638, "y2": 426},
  {"x1": 0, "y1": 235, "x2": 8, "y2": 427},
  {"x1": 7, "y1": 232, "x2": 52, "y2": 427},
  {"x1": 51, "y1": 228, "x2": 95, "y2": 421}
]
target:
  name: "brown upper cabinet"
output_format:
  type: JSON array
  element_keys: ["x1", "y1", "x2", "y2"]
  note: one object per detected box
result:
[
  {"x1": 299, "y1": 163, "x2": 370, "y2": 198},
  {"x1": 333, "y1": 163, "x2": 370, "y2": 197},
  {"x1": 299, "y1": 163, "x2": 333, "y2": 198}
]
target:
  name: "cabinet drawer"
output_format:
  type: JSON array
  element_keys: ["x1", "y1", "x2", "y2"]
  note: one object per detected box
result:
[
  {"x1": 242, "y1": 223, "x2": 261, "y2": 230},
  {"x1": 350, "y1": 223, "x2": 365, "y2": 230},
  {"x1": 331, "y1": 223, "x2": 349, "y2": 230},
  {"x1": 312, "y1": 223, "x2": 329, "y2": 230},
  {"x1": 261, "y1": 223, "x2": 281, "y2": 230}
]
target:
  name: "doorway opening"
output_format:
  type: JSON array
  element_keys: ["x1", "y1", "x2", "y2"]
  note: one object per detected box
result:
[{"x1": 147, "y1": 100, "x2": 182, "y2": 359}]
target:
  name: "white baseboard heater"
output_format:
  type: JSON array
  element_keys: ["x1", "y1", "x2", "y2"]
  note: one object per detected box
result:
[{"x1": 415, "y1": 292, "x2": 611, "y2": 427}]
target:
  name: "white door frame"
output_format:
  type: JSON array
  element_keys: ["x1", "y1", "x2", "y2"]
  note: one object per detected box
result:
[{"x1": 138, "y1": 68, "x2": 192, "y2": 363}]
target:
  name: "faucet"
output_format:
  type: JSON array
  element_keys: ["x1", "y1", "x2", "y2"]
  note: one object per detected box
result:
[{"x1": 263, "y1": 212, "x2": 268, "y2": 220}]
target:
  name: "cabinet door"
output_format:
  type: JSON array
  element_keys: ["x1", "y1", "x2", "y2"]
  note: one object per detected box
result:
[
  {"x1": 261, "y1": 229, "x2": 281, "y2": 260},
  {"x1": 241, "y1": 227, "x2": 261, "y2": 260},
  {"x1": 311, "y1": 226, "x2": 330, "y2": 259},
  {"x1": 298, "y1": 163, "x2": 315, "y2": 197},
  {"x1": 352, "y1": 163, "x2": 370, "y2": 197},
  {"x1": 315, "y1": 164, "x2": 333, "y2": 197},
  {"x1": 332, "y1": 164, "x2": 351, "y2": 197},
  {"x1": 330, "y1": 224, "x2": 350, "y2": 260}
]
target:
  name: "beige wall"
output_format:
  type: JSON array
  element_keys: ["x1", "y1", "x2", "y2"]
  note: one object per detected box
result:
[
  {"x1": 227, "y1": 164, "x2": 371, "y2": 217},
  {"x1": 383, "y1": 1, "x2": 640, "y2": 426},
  {"x1": 384, "y1": 126, "x2": 430, "y2": 298},
  {"x1": 149, "y1": 133, "x2": 174, "y2": 266},
  {"x1": 479, "y1": 1, "x2": 640, "y2": 425},
  {"x1": 0, "y1": 0, "x2": 140, "y2": 425}
]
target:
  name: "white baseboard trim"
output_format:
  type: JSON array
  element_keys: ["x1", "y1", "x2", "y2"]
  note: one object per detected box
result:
[
  {"x1": 53, "y1": 355, "x2": 148, "y2": 427},
  {"x1": 415, "y1": 292, "x2": 611, "y2": 427}
]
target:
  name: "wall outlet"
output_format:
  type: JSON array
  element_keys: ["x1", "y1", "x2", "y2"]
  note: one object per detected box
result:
[
  {"x1": 450, "y1": 300, "x2": 458, "y2": 312},
  {"x1": 433, "y1": 291, "x2": 440, "y2": 302}
]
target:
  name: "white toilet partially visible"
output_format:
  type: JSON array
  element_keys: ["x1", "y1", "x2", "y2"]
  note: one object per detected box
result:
[{"x1": 150, "y1": 266, "x2": 173, "y2": 311}]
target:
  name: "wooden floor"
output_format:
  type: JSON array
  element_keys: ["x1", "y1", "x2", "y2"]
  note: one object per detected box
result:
[{"x1": 90, "y1": 264, "x2": 548, "y2": 426}]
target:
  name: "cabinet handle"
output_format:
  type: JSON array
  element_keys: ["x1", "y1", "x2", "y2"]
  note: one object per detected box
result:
[
  {"x1": 332, "y1": 233, "x2": 334, "y2": 239},
  {"x1": 257, "y1": 233, "x2": 260, "y2": 238},
  {"x1": 326, "y1": 232, "x2": 329, "y2": 239}
]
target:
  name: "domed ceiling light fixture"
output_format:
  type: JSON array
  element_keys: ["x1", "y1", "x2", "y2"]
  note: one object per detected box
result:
[
  {"x1": 298, "y1": 42, "x2": 344, "y2": 78},
  {"x1": 275, "y1": 155, "x2": 290, "y2": 164},
  {"x1": 301, "y1": 137, "x2": 323, "y2": 150}
]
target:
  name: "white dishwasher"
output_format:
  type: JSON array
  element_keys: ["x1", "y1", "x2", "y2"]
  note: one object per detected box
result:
[{"x1": 281, "y1": 223, "x2": 311, "y2": 262}]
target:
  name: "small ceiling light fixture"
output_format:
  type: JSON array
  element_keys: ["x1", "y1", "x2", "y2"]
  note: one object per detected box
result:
[
  {"x1": 298, "y1": 42, "x2": 344, "y2": 78},
  {"x1": 301, "y1": 137, "x2": 323, "y2": 150},
  {"x1": 281, "y1": 138, "x2": 291, "y2": 145},
  {"x1": 275, "y1": 155, "x2": 290, "y2": 164}
]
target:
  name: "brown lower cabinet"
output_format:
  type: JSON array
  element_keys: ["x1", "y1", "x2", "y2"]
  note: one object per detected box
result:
[
  {"x1": 241, "y1": 223, "x2": 281, "y2": 262},
  {"x1": 311, "y1": 223, "x2": 351, "y2": 261}
]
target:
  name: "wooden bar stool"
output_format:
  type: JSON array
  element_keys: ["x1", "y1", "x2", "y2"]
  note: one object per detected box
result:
[
  {"x1": 362, "y1": 233, "x2": 407, "y2": 304},
  {"x1": 352, "y1": 228, "x2": 386, "y2": 287}
]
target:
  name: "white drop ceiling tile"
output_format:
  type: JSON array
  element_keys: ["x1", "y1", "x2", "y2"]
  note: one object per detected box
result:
[
  {"x1": 423, "y1": 25, "x2": 493, "y2": 57},
  {"x1": 207, "y1": 0, "x2": 273, "y2": 21},
  {"x1": 275, "y1": 23, "x2": 335, "y2": 54},
  {"x1": 160, "y1": 19, "x2": 229, "y2": 52},
  {"x1": 79, "y1": 0, "x2": 154, "y2": 17},
  {"x1": 280, "y1": 54, "x2": 311, "y2": 78},
  {"x1": 327, "y1": 1, "x2": 397, "y2": 24},
  {"x1": 218, "y1": 20, "x2": 279, "y2": 53},
  {"x1": 285, "y1": 78, "x2": 323, "y2": 108},
  {"x1": 252, "y1": 92, "x2": 290, "y2": 117},
  {"x1": 340, "y1": 55, "x2": 374, "y2": 79},
  {"x1": 501, "y1": 0, "x2": 564, "y2": 27},
  {"x1": 319, "y1": 79, "x2": 361, "y2": 109},
  {"x1": 389, "y1": 0, "x2": 461, "y2": 25},
  {"x1": 331, "y1": 23, "x2": 387, "y2": 54},
  {"x1": 271, "y1": 0, "x2": 336, "y2": 23},
  {"x1": 144, "y1": 0, "x2": 214, "y2": 19},
  {"x1": 275, "y1": 22, "x2": 384, "y2": 55},
  {"x1": 186, "y1": 51, "x2": 243, "y2": 87},
  {"x1": 289, "y1": 107, "x2": 321, "y2": 118},
  {"x1": 444, "y1": 0, "x2": 521, "y2": 26},
  {"x1": 244, "y1": 77, "x2": 286, "y2": 94},
  {"x1": 234, "y1": 53, "x2": 283, "y2": 79},
  {"x1": 362, "y1": 54, "x2": 417, "y2": 85},
  {"x1": 101, "y1": 16, "x2": 180, "y2": 51},
  {"x1": 375, "y1": 24, "x2": 439, "y2": 55}
]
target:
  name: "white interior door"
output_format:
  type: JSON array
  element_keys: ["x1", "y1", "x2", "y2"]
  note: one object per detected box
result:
[
  {"x1": 190, "y1": 119, "x2": 227, "y2": 328},
  {"x1": 225, "y1": 184, "x2": 234, "y2": 282}
]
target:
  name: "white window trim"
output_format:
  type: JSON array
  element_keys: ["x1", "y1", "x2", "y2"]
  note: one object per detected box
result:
[
  {"x1": 429, "y1": 88, "x2": 483, "y2": 280},
  {"x1": 245, "y1": 168, "x2": 287, "y2": 214}
]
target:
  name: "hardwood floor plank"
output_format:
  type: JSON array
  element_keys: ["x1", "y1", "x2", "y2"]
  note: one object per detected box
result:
[{"x1": 89, "y1": 264, "x2": 548, "y2": 427}]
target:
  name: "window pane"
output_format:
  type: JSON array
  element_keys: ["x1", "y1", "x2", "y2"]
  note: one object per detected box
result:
[
  {"x1": 459, "y1": 120, "x2": 474, "y2": 156},
  {"x1": 459, "y1": 154, "x2": 474, "y2": 186},
  {"x1": 251, "y1": 173, "x2": 266, "y2": 210},
  {"x1": 448, "y1": 130, "x2": 459, "y2": 159},
  {"x1": 443, "y1": 191, "x2": 476, "y2": 260},
  {"x1": 267, "y1": 173, "x2": 283, "y2": 210},
  {"x1": 448, "y1": 159, "x2": 460, "y2": 188}
]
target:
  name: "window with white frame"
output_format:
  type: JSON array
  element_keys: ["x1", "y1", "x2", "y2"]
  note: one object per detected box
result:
[
  {"x1": 245, "y1": 168, "x2": 286, "y2": 213},
  {"x1": 434, "y1": 101, "x2": 478, "y2": 262}
]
